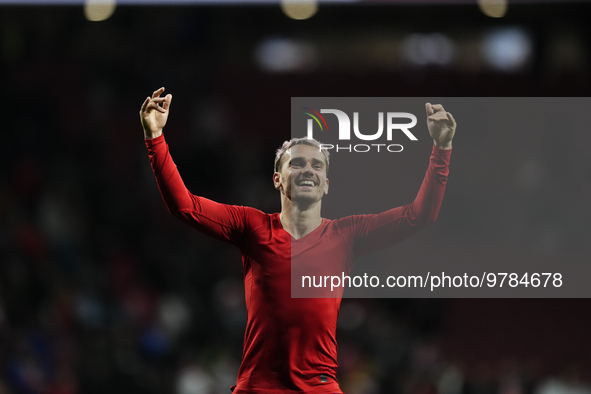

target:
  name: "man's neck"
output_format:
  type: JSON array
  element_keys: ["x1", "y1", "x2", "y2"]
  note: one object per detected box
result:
[{"x1": 280, "y1": 199, "x2": 323, "y2": 240}]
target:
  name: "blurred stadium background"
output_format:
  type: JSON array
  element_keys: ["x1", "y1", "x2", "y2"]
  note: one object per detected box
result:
[{"x1": 2, "y1": 0, "x2": 591, "y2": 393}]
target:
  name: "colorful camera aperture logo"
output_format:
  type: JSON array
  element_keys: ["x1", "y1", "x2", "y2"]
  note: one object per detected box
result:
[{"x1": 302, "y1": 107, "x2": 329, "y2": 132}]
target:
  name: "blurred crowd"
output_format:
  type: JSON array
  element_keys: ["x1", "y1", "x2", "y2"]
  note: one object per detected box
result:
[{"x1": 2, "y1": 3, "x2": 591, "y2": 394}]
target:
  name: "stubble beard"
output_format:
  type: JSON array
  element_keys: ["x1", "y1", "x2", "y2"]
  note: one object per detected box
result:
[{"x1": 291, "y1": 186, "x2": 323, "y2": 211}]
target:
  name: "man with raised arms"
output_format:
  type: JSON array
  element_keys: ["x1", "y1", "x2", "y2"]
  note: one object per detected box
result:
[{"x1": 140, "y1": 87, "x2": 456, "y2": 393}]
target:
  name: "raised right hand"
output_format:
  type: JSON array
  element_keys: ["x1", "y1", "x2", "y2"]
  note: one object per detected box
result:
[{"x1": 140, "y1": 87, "x2": 172, "y2": 139}]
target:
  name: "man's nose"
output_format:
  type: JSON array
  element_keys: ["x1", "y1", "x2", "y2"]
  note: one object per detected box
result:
[{"x1": 302, "y1": 162, "x2": 314, "y2": 173}]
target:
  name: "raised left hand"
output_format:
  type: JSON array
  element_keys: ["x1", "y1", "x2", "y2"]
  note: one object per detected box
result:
[{"x1": 425, "y1": 103, "x2": 456, "y2": 150}]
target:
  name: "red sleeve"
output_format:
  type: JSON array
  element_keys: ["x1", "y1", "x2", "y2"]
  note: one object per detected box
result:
[
  {"x1": 145, "y1": 135, "x2": 248, "y2": 246},
  {"x1": 338, "y1": 144, "x2": 452, "y2": 258}
]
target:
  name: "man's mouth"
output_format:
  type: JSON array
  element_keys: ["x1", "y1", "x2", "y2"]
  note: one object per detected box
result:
[{"x1": 297, "y1": 180, "x2": 316, "y2": 187}]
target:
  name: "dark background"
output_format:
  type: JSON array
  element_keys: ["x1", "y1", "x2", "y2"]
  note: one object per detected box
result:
[{"x1": 1, "y1": 2, "x2": 591, "y2": 394}]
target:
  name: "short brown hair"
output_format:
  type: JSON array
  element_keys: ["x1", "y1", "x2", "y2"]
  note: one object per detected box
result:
[{"x1": 274, "y1": 138, "x2": 330, "y2": 174}]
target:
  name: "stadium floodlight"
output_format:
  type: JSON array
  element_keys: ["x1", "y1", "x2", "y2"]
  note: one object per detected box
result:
[
  {"x1": 84, "y1": 0, "x2": 116, "y2": 21},
  {"x1": 480, "y1": 27, "x2": 533, "y2": 72},
  {"x1": 281, "y1": 0, "x2": 319, "y2": 19},
  {"x1": 478, "y1": 0, "x2": 508, "y2": 17}
]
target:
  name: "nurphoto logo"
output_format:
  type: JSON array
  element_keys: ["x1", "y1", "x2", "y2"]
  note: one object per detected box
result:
[{"x1": 302, "y1": 107, "x2": 418, "y2": 152}]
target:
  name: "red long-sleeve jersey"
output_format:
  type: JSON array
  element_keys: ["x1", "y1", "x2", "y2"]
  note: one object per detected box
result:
[{"x1": 145, "y1": 135, "x2": 451, "y2": 393}]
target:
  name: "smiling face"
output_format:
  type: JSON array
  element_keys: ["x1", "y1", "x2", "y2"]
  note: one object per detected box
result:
[{"x1": 273, "y1": 144, "x2": 329, "y2": 205}]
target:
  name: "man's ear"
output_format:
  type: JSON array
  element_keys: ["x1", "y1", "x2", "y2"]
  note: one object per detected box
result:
[
  {"x1": 273, "y1": 172, "x2": 281, "y2": 190},
  {"x1": 324, "y1": 178, "x2": 329, "y2": 195}
]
